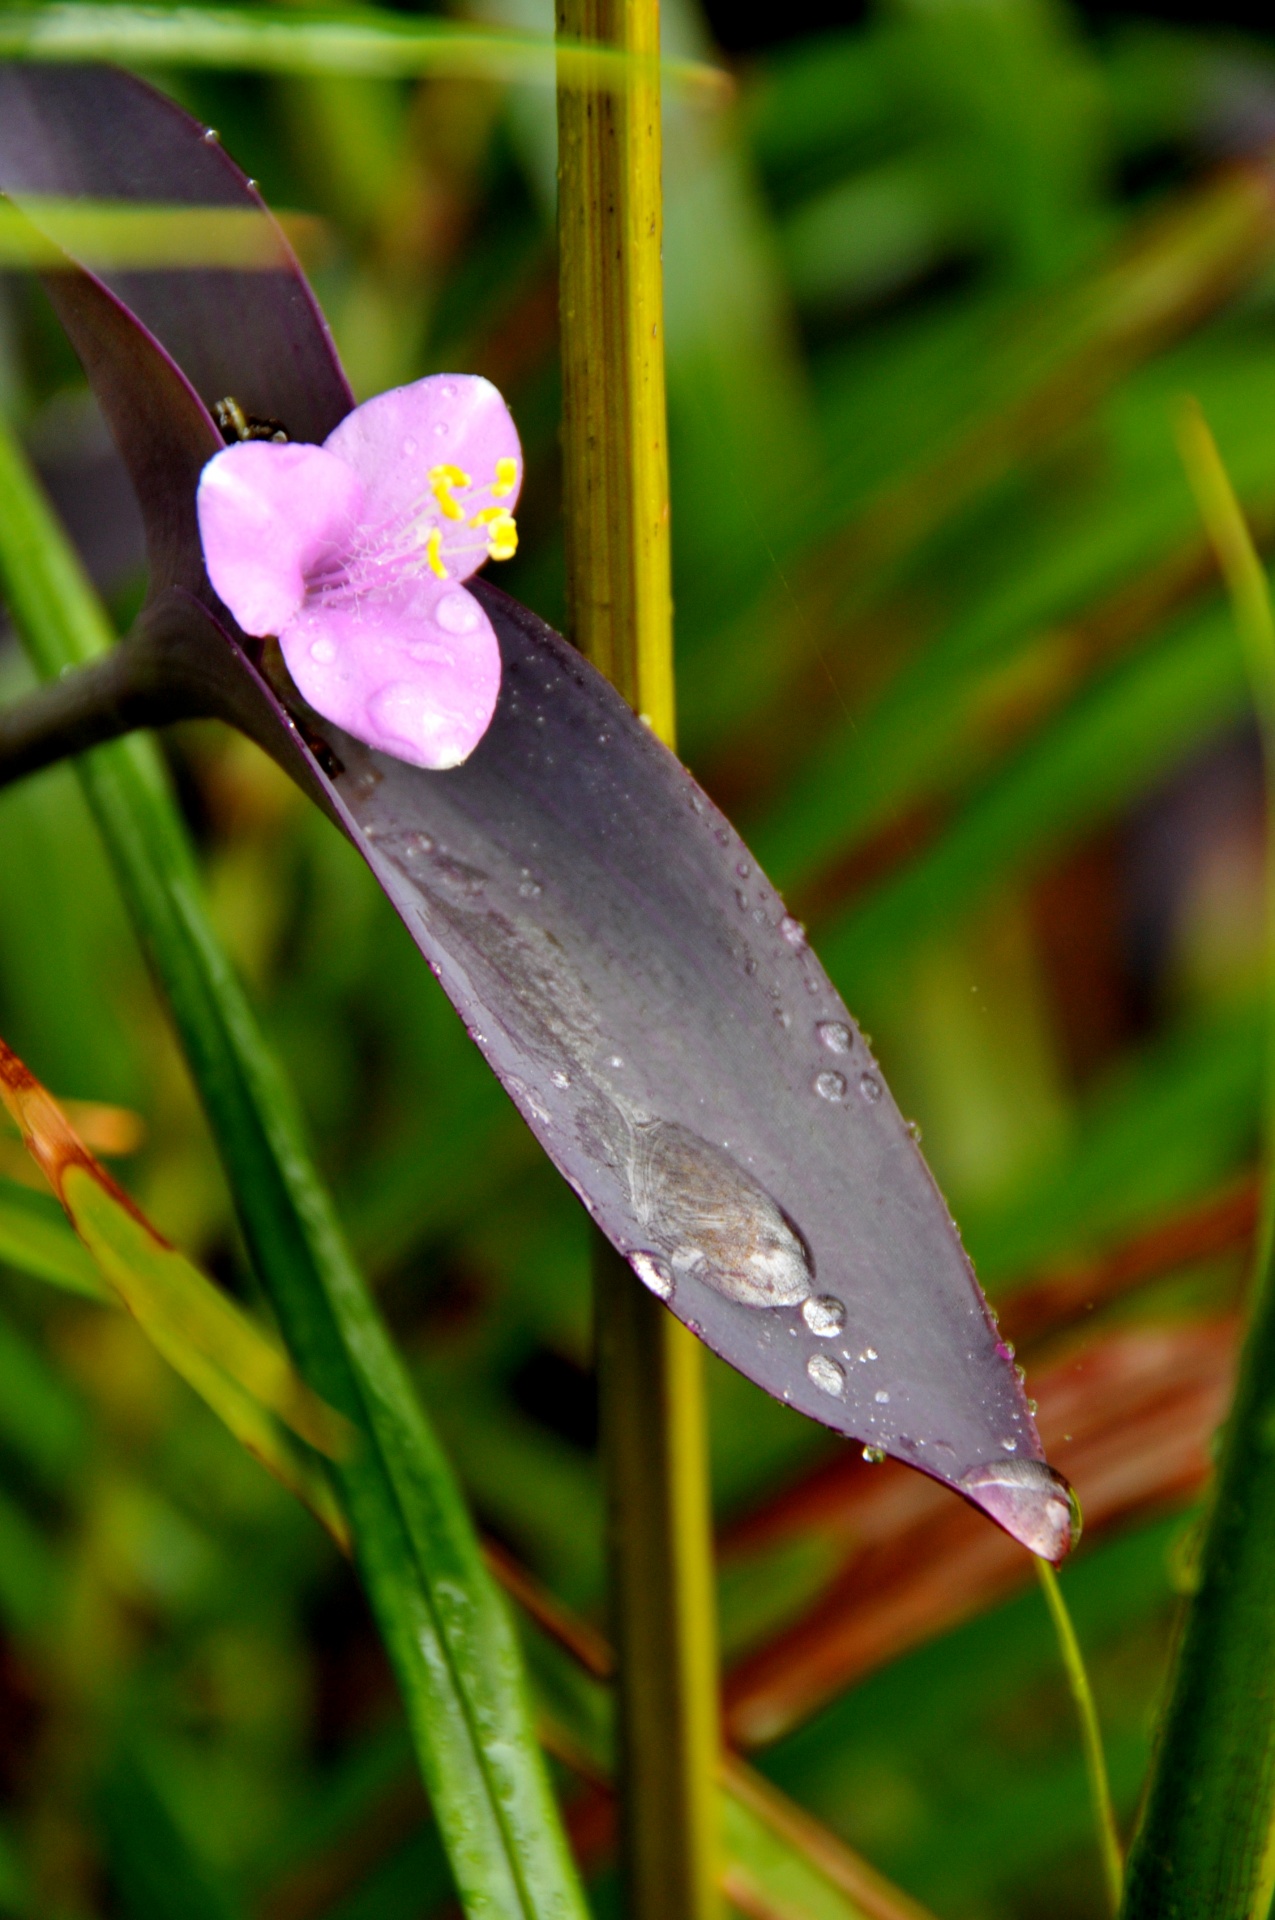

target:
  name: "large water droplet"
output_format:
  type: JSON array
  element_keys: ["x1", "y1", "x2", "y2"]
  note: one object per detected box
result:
[
  {"x1": 961, "y1": 1459, "x2": 1080, "y2": 1562},
  {"x1": 807, "y1": 1352, "x2": 845, "y2": 1397},
  {"x1": 781, "y1": 915, "x2": 807, "y2": 949},
  {"x1": 630, "y1": 1251, "x2": 673, "y2": 1300},
  {"x1": 814, "y1": 1070, "x2": 848, "y2": 1103},
  {"x1": 627, "y1": 1120, "x2": 812, "y2": 1309},
  {"x1": 436, "y1": 590, "x2": 482, "y2": 636},
  {"x1": 801, "y1": 1294, "x2": 846, "y2": 1338},
  {"x1": 874, "y1": 1388, "x2": 890, "y2": 1405},
  {"x1": 862, "y1": 1444, "x2": 886, "y2": 1464},
  {"x1": 817, "y1": 1021, "x2": 852, "y2": 1054},
  {"x1": 859, "y1": 1073, "x2": 882, "y2": 1104}
]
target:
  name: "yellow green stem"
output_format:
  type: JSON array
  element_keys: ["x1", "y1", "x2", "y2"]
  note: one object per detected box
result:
[
  {"x1": 556, "y1": 5, "x2": 718, "y2": 1916},
  {"x1": 1036, "y1": 1561, "x2": 1123, "y2": 1914}
]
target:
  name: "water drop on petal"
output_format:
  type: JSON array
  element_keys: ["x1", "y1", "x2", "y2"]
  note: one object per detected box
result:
[
  {"x1": 817, "y1": 1021, "x2": 852, "y2": 1054},
  {"x1": 807, "y1": 1352, "x2": 845, "y2": 1397},
  {"x1": 436, "y1": 590, "x2": 482, "y2": 635},
  {"x1": 630, "y1": 1252, "x2": 673, "y2": 1300},
  {"x1": 859, "y1": 1073, "x2": 882, "y2": 1104},
  {"x1": 801, "y1": 1294, "x2": 846, "y2": 1337},
  {"x1": 310, "y1": 637, "x2": 336, "y2": 663},
  {"x1": 961, "y1": 1459, "x2": 1080, "y2": 1561},
  {"x1": 781, "y1": 915, "x2": 807, "y2": 949},
  {"x1": 814, "y1": 1071, "x2": 848, "y2": 1103}
]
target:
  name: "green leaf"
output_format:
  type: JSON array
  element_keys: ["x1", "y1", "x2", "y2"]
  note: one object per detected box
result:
[
  {"x1": 0, "y1": 1171, "x2": 107, "y2": 1299},
  {"x1": 0, "y1": 2, "x2": 725, "y2": 95},
  {"x1": 0, "y1": 414, "x2": 588, "y2": 1920}
]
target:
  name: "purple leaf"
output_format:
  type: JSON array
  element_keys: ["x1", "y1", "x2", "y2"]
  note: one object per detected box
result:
[{"x1": 0, "y1": 63, "x2": 1076, "y2": 1559}]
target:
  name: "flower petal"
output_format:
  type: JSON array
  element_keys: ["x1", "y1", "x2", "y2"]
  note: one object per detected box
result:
[
  {"x1": 279, "y1": 578, "x2": 500, "y2": 771},
  {"x1": 198, "y1": 440, "x2": 362, "y2": 637},
  {"x1": 324, "y1": 375, "x2": 522, "y2": 585}
]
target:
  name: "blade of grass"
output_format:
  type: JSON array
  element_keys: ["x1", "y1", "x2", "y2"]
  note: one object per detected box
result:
[
  {"x1": 0, "y1": 1030, "x2": 352, "y2": 1541},
  {"x1": 1118, "y1": 405, "x2": 1275, "y2": 1917},
  {"x1": 555, "y1": 2, "x2": 718, "y2": 1915},
  {"x1": 0, "y1": 2, "x2": 727, "y2": 96},
  {"x1": 0, "y1": 1171, "x2": 108, "y2": 1298},
  {"x1": 1036, "y1": 1561, "x2": 1123, "y2": 1915},
  {"x1": 0, "y1": 412, "x2": 589, "y2": 1920}
]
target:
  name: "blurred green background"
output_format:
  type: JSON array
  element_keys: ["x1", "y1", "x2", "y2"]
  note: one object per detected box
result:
[{"x1": 3, "y1": 0, "x2": 1275, "y2": 1912}]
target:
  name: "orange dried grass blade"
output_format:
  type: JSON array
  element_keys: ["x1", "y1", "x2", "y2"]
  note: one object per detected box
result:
[{"x1": 0, "y1": 1032, "x2": 351, "y2": 1545}]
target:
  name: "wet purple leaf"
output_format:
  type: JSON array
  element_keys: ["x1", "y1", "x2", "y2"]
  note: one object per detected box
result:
[{"x1": 0, "y1": 63, "x2": 1075, "y2": 1558}]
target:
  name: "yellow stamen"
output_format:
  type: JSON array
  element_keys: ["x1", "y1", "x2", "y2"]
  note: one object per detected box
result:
[
  {"x1": 483, "y1": 510, "x2": 518, "y2": 561},
  {"x1": 425, "y1": 527, "x2": 448, "y2": 579},
  {"x1": 429, "y1": 463, "x2": 471, "y2": 521},
  {"x1": 492, "y1": 456, "x2": 518, "y2": 498}
]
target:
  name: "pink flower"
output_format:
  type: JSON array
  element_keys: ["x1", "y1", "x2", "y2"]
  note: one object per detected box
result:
[{"x1": 196, "y1": 375, "x2": 522, "y2": 769}]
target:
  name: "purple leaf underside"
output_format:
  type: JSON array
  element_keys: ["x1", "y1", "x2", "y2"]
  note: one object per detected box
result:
[{"x1": 0, "y1": 64, "x2": 1073, "y2": 1558}]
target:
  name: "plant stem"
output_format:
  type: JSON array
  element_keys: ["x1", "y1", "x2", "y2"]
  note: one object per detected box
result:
[
  {"x1": 556, "y1": 5, "x2": 719, "y2": 1917},
  {"x1": 1117, "y1": 405, "x2": 1275, "y2": 1918},
  {"x1": 1036, "y1": 1562, "x2": 1122, "y2": 1914}
]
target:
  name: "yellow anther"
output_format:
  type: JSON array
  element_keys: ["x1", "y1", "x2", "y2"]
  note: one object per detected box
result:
[
  {"x1": 425, "y1": 527, "x2": 448, "y2": 579},
  {"x1": 483, "y1": 511, "x2": 518, "y2": 561},
  {"x1": 429, "y1": 463, "x2": 471, "y2": 521},
  {"x1": 492, "y1": 456, "x2": 518, "y2": 498}
]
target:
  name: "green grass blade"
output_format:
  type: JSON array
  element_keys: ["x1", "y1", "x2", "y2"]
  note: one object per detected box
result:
[
  {"x1": 1037, "y1": 1562, "x2": 1123, "y2": 1914},
  {"x1": 1118, "y1": 407, "x2": 1275, "y2": 1917},
  {"x1": 0, "y1": 414, "x2": 589, "y2": 1920},
  {"x1": 0, "y1": 2, "x2": 725, "y2": 95},
  {"x1": 0, "y1": 1171, "x2": 107, "y2": 1298}
]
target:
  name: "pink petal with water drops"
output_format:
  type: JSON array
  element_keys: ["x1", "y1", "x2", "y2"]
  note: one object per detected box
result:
[
  {"x1": 197, "y1": 439, "x2": 362, "y2": 638},
  {"x1": 324, "y1": 374, "x2": 522, "y2": 583},
  {"x1": 279, "y1": 575, "x2": 501, "y2": 771}
]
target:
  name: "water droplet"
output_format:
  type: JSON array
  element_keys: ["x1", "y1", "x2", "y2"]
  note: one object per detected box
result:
[
  {"x1": 626, "y1": 1119, "x2": 812, "y2": 1309},
  {"x1": 518, "y1": 876, "x2": 542, "y2": 898},
  {"x1": 875, "y1": 1388, "x2": 890, "y2": 1405},
  {"x1": 630, "y1": 1252, "x2": 673, "y2": 1300},
  {"x1": 774, "y1": 1008, "x2": 791, "y2": 1028},
  {"x1": 859, "y1": 1074, "x2": 882, "y2": 1104},
  {"x1": 310, "y1": 637, "x2": 336, "y2": 663},
  {"x1": 862, "y1": 1445, "x2": 886, "y2": 1465},
  {"x1": 807, "y1": 1352, "x2": 845, "y2": 1397},
  {"x1": 802, "y1": 1294, "x2": 845, "y2": 1338},
  {"x1": 1000, "y1": 1438, "x2": 1018, "y2": 1453},
  {"x1": 436, "y1": 590, "x2": 481, "y2": 635},
  {"x1": 403, "y1": 437, "x2": 417, "y2": 456},
  {"x1": 907, "y1": 1119, "x2": 923, "y2": 1143},
  {"x1": 961, "y1": 1459, "x2": 1080, "y2": 1561},
  {"x1": 715, "y1": 828, "x2": 730, "y2": 846},
  {"x1": 814, "y1": 1071, "x2": 848, "y2": 1103},
  {"x1": 817, "y1": 1021, "x2": 852, "y2": 1054},
  {"x1": 735, "y1": 889, "x2": 750, "y2": 912},
  {"x1": 608, "y1": 1054, "x2": 624, "y2": 1069},
  {"x1": 781, "y1": 915, "x2": 807, "y2": 949},
  {"x1": 1027, "y1": 1397, "x2": 1039, "y2": 1415},
  {"x1": 433, "y1": 422, "x2": 449, "y2": 437},
  {"x1": 551, "y1": 1071, "x2": 570, "y2": 1090},
  {"x1": 859, "y1": 1346, "x2": 878, "y2": 1362},
  {"x1": 245, "y1": 176, "x2": 258, "y2": 190},
  {"x1": 440, "y1": 383, "x2": 457, "y2": 400},
  {"x1": 202, "y1": 126, "x2": 220, "y2": 143},
  {"x1": 736, "y1": 862, "x2": 750, "y2": 878}
]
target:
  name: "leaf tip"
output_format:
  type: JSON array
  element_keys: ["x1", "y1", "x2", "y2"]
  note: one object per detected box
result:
[{"x1": 961, "y1": 1457, "x2": 1081, "y2": 1563}]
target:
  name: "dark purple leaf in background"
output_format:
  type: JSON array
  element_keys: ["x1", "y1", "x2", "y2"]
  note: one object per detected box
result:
[{"x1": 0, "y1": 64, "x2": 1075, "y2": 1559}]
